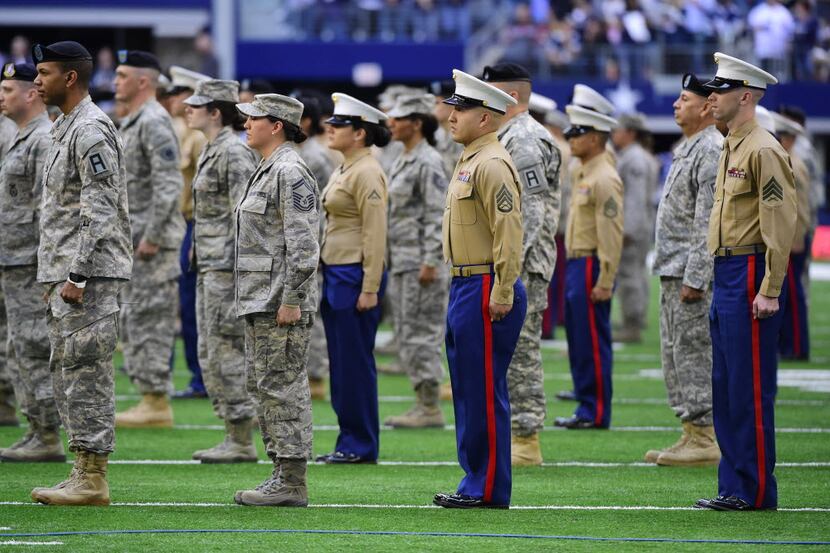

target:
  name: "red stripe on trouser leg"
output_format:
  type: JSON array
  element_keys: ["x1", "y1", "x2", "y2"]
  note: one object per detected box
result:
[
  {"x1": 787, "y1": 259, "x2": 801, "y2": 357},
  {"x1": 746, "y1": 256, "x2": 766, "y2": 508},
  {"x1": 480, "y1": 274, "x2": 496, "y2": 503},
  {"x1": 585, "y1": 257, "x2": 603, "y2": 426}
]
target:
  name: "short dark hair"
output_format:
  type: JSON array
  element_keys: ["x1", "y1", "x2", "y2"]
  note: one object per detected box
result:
[
  {"x1": 206, "y1": 100, "x2": 245, "y2": 131},
  {"x1": 267, "y1": 115, "x2": 307, "y2": 144},
  {"x1": 353, "y1": 121, "x2": 391, "y2": 147},
  {"x1": 59, "y1": 59, "x2": 93, "y2": 88},
  {"x1": 402, "y1": 113, "x2": 438, "y2": 147}
]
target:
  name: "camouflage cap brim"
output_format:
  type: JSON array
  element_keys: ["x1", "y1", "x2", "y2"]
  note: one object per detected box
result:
[
  {"x1": 183, "y1": 94, "x2": 213, "y2": 107},
  {"x1": 236, "y1": 102, "x2": 269, "y2": 118}
]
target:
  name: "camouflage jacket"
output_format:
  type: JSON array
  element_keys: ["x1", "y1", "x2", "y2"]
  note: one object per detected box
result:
[
  {"x1": 617, "y1": 142, "x2": 657, "y2": 242},
  {"x1": 38, "y1": 96, "x2": 133, "y2": 283},
  {"x1": 498, "y1": 111, "x2": 561, "y2": 279},
  {"x1": 235, "y1": 142, "x2": 320, "y2": 316},
  {"x1": 653, "y1": 125, "x2": 722, "y2": 289},
  {"x1": 120, "y1": 99, "x2": 185, "y2": 249},
  {"x1": 192, "y1": 126, "x2": 257, "y2": 272},
  {"x1": 435, "y1": 126, "x2": 463, "y2": 178},
  {"x1": 298, "y1": 137, "x2": 335, "y2": 193},
  {"x1": 0, "y1": 114, "x2": 16, "y2": 163},
  {"x1": 0, "y1": 113, "x2": 51, "y2": 266},
  {"x1": 387, "y1": 139, "x2": 447, "y2": 273}
]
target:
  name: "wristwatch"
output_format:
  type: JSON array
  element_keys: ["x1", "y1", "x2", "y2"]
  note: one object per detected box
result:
[{"x1": 67, "y1": 273, "x2": 88, "y2": 289}]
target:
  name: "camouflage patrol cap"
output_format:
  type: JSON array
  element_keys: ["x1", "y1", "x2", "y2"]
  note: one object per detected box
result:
[
  {"x1": 236, "y1": 93, "x2": 304, "y2": 127},
  {"x1": 184, "y1": 79, "x2": 240, "y2": 106},
  {"x1": 387, "y1": 93, "x2": 436, "y2": 118},
  {"x1": 616, "y1": 113, "x2": 647, "y2": 132}
]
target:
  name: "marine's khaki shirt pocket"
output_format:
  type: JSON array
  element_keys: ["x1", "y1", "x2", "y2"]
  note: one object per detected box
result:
[
  {"x1": 450, "y1": 181, "x2": 476, "y2": 225},
  {"x1": 724, "y1": 176, "x2": 754, "y2": 222}
]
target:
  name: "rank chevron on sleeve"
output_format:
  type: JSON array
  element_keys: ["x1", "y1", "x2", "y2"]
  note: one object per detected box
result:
[{"x1": 762, "y1": 177, "x2": 783, "y2": 203}]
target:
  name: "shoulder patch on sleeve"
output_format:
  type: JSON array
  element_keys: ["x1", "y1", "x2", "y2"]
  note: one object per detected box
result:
[
  {"x1": 496, "y1": 183, "x2": 514, "y2": 213},
  {"x1": 762, "y1": 176, "x2": 783, "y2": 205},
  {"x1": 159, "y1": 144, "x2": 177, "y2": 162},
  {"x1": 291, "y1": 179, "x2": 316, "y2": 212},
  {"x1": 367, "y1": 189, "x2": 382, "y2": 202},
  {"x1": 520, "y1": 164, "x2": 545, "y2": 194},
  {"x1": 603, "y1": 196, "x2": 619, "y2": 218},
  {"x1": 75, "y1": 125, "x2": 107, "y2": 157}
]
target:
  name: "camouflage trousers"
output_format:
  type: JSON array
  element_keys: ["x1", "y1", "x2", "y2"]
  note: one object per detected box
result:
[
  {"x1": 306, "y1": 272, "x2": 329, "y2": 380},
  {"x1": 507, "y1": 271, "x2": 549, "y2": 436},
  {"x1": 0, "y1": 282, "x2": 13, "y2": 413},
  {"x1": 617, "y1": 238, "x2": 651, "y2": 327},
  {"x1": 47, "y1": 279, "x2": 121, "y2": 454},
  {"x1": 245, "y1": 313, "x2": 313, "y2": 460},
  {"x1": 390, "y1": 269, "x2": 448, "y2": 387},
  {"x1": 196, "y1": 271, "x2": 254, "y2": 422},
  {"x1": 119, "y1": 250, "x2": 179, "y2": 395},
  {"x1": 659, "y1": 278, "x2": 713, "y2": 426},
  {"x1": 1, "y1": 265, "x2": 60, "y2": 429}
]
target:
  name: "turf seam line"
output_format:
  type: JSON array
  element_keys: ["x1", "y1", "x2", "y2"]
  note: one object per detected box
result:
[
  {"x1": 0, "y1": 528, "x2": 827, "y2": 546},
  {"x1": 93, "y1": 460, "x2": 830, "y2": 468}
]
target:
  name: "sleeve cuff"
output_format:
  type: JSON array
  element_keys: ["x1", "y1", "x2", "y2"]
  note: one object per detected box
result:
[
  {"x1": 759, "y1": 276, "x2": 781, "y2": 298},
  {"x1": 282, "y1": 289, "x2": 308, "y2": 306},
  {"x1": 491, "y1": 283, "x2": 514, "y2": 305},
  {"x1": 69, "y1": 260, "x2": 93, "y2": 278},
  {"x1": 361, "y1": 278, "x2": 380, "y2": 294},
  {"x1": 596, "y1": 272, "x2": 615, "y2": 290}
]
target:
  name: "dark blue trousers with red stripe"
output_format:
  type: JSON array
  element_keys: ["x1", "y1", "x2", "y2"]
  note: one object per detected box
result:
[
  {"x1": 321, "y1": 263, "x2": 387, "y2": 461},
  {"x1": 445, "y1": 272, "x2": 526, "y2": 506},
  {"x1": 178, "y1": 219, "x2": 204, "y2": 392},
  {"x1": 779, "y1": 238, "x2": 810, "y2": 360},
  {"x1": 710, "y1": 253, "x2": 787, "y2": 509},
  {"x1": 564, "y1": 256, "x2": 613, "y2": 428}
]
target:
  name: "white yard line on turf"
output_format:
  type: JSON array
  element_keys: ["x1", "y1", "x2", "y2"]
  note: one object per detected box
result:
[
  {"x1": 1, "y1": 501, "x2": 827, "y2": 512},
  {"x1": 0, "y1": 541, "x2": 63, "y2": 546},
  {"x1": 100, "y1": 460, "x2": 829, "y2": 468}
]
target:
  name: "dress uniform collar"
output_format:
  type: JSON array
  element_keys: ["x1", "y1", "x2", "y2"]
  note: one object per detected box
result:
[
  {"x1": 341, "y1": 147, "x2": 372, "y2": 172},
  {"x1": 51, "y1": 95, "x2": 92, "y2": 142},
  {"x1": 575, "y1": 151, "x2": 606, "y2": 179},
  {"x1": 460, "y1": 132, "x2": 498, "y2": 162},
  {"x1": 725, "y1": 119, "x2": 758, "y2": 152}
]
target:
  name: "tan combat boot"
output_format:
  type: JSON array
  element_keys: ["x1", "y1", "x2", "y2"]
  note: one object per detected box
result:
[
  {"x1": 384, "y1": 382, "x2": 445, "y2": 428},
  {"x1": 0, "y1": 402, "x2": 18, "y2": 426},
  {"x1": 234, "y1": 458, "x2": 308, "y2": 507},
  {"x1": 308, "y1": 377, "x2": 327, "y2": 401},
  {"x1": 657, "y1": 424, "x2": 721, "y2": 467},
  {"x1": 115, "y1": 393, "x2": 173, "y2": 428},
  {"x1": 614, "y1": 319, "x2": 642, "y2": 344},
  {"x1": 200, "y1": 418, "x2": 258, "y2": 464},
  {"x1": 0, "y1": 429, "x2": 33, "y2": 456},
  {"x1": 439, "y1": 382, "x2": 453, "y2": 401},
  {"x1": 511, "y1": 433, "x2": 543, "y2": 466},
  {"x1": 32, "y1": 450, "x2": 110, "y2": 506},
  {"x1": 644, "y1": 421, "x2": 692, "y2": 463},
  {"x1": 376, "y1": 362, "x2": 406, "y2": 375},
  {"x1": 1, "y1": 426, "x2": 66, "y2": 463}
]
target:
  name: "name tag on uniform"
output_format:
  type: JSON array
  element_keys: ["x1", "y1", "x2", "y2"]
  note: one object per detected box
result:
[
  {"x1": 457, "y1": 171, "x2": 471, "y2": 183},
  {"x1": 727, "y1": 167, "x2": 747, "y2": 179}
]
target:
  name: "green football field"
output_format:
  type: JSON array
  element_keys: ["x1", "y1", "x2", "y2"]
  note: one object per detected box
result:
[{"x1": 1, "y1": 276, "x2": 829, "y2": 551}]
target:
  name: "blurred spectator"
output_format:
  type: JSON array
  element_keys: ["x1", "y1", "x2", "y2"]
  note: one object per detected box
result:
[
  {"x1": 619, "y1": 0, "x2": 653, "y2": 80},
  {"x1": 378, "y1": 0, "x2": 411, "y2": 42},
  {"x1": 792, "y1": 0, "x2": 819, "y2": 81},
  {"x1": 748, "y1": 0, "x2": 795, "y2": 76},
  {"x1": 439, "y1": 0, "x2": 471, "y2": 41},
  {"x1": 682, "y1": 0, "x2": 717, "y2": 73},
  {"x1": 194, "y1": 28, "x2": 219, "y2": 77},
  {"x1": 412, "y1": 0, "x2": 441, "y2": 42},
  {"x1": 9, "y1": 35, "x2": 30, "y2": 64},
  {"x1": 712, "y1": 0, "x2": 746, "y2": 50},
  {"x1": 544, "y1": 17, "x2": 580, "y2": 75},
  {"x1": 91, "y1": 46, "x2": 117, "y2": 113},
  {"x1": 500, "y1": 2, "x2": 545, "y2": 72}
]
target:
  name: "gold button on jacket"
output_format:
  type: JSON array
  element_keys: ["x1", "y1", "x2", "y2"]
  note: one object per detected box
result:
[
  {"x1": 442, "y1": 132, "x2": 523, "y2": 304},
  {"x1": 707, "y1": 120, "x2": 797, "y2": 297}
]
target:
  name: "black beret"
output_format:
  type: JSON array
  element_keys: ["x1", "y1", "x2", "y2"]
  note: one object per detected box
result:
[
  {"x1": 116, "y1": 50, "x2": 161, "y2": 71},
  {"x1": 32, "y1": 41, "x2": 92, "y2": 64},
  {"x1": 481, "y1": 62, "x2": 531, "y2": 83},
  {"x1": 429, "y1": 79, "x2": 455, "y2": 98},
  {"x1": 682, "y1": 73, "x2": 710, "y2": 97},
  {"x1": 2, "y1": 62, "x2": 37, "y2": 82}
]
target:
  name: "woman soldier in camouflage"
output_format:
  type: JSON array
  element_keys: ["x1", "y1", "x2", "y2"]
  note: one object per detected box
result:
[
  {"x1": 233, "y1": 94, "x2": 320, "y2": 507},
  {"x1": 383, "y1": 93, "x2": 449, "y2": 429},
  {"x1": 183, "y1": 79, "x2": 259, "y2": 463}
]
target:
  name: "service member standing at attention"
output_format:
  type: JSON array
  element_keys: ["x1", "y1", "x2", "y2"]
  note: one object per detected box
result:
[
  {"x1": 647, "y1": 73, "x2": 722, "y2": 467},
  {"x1": 0, "y1": 106, "x2": 19, "y2": 427},
  {"x1": 113, "y1": 51, "x2": 185, "y2": 429},
  {"x1": 433, "y1": 70, "x2": 526, "y2": 509},
  {"x1": 316, "y1": 93, "x2": 389, "y2": 464},
  {"x1": 30, "y1": 41, "x2": 133, "y2": 505},
  {"x1": 383, "y1": 93, "x2": 449, "y2": 429},
  {"x1": 554, "y1": 104, "x2": 623, "y2": 430},
  {"x1": 770, "y1": 112, "x2": 811, "y2": 360},
  {"x1": 184, "y1": 79, "x2": 259, "y2": 463},
  {"x1": 695, "y1": 53, "x2": 796, "y2": 512},
  {"x1": 612, "y1": 114, "x2": 656, "y2": 343},
  {"x1": 0, "y1": 62, "x2": 64, "y2": 462},
  {"x1": 232, "y1": 94, "x2": 319, "y2": 507},
  {"x1": 481, "y1": 63, "x2": 561, "y2": 466}
]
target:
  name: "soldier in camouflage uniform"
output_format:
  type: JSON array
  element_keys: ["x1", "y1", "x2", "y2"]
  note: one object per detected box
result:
[
  {"x1": 112, "y1": 51, "x2": 185, "y2": 428},
  {"x1": 430, "y1": 80, "x2": 465, "y2": 183},
  {"x1": 612, "y1": 114, "x2": 658, "y2": 343},
  {"x1": 0, "y1": 112, "x2": 18, "y2": 426},
  {"x1": 184, "y1": 79, "x2": 259, "y2": 462},
  {"x1": 0, "y1": 62, "x2": 64, "y2": 462},
  {"x1": 233, "y1": 94, "x2": 319, "y2": 507},
  {"x1": 382, "y1": 93, "x2": 449, "y2": 429},
  {"x1": 483, "y1": 63, "x2": 561, "y2": 466},
  {"x1": 649, "y1": 73, "x2": 722, "y2": 466},
  {"x1": 30, "y1": 40, "x2": 133, "y2": 506},
  {"x1": 295, "y1": 94, "x2": 335, "y2": 399}
]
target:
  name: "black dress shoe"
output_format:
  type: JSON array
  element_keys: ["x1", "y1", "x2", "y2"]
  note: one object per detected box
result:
[
  {"x1": 315, "y1": 451, "x2": 377, "y2": 464},
  {"x1": 697, "y1": 496, "x2": 767, "y2": 511},
  {"x1": 433, "y1": 492, "x2": 508, "y2": 509},
  {"x1": 553, "y1": 415, "x2": 603, "y2": 429},
  {"x1": 555, "y1": 390, "x2": 577, "y2": 401},
  {"x1": 173, "y1": 387, "x2": 208, "y2": 399}
]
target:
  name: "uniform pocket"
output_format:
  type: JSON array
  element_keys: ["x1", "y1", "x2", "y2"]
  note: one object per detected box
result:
[
  {"x1": 450, "y1": 182, "x2": 476, "y2": 225},
  {"x1": 724, "y1": 177, "x2": 754, "y2": 221},
  {"x1": 240, "y1": 196, "x2": 268, "y2": 215},
  {"x1": 237, "y1": 256, "x2": 272, "y2": 302},
  {"x1": 64, "y1": 317, "x2": 118, "y2": 367}
]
